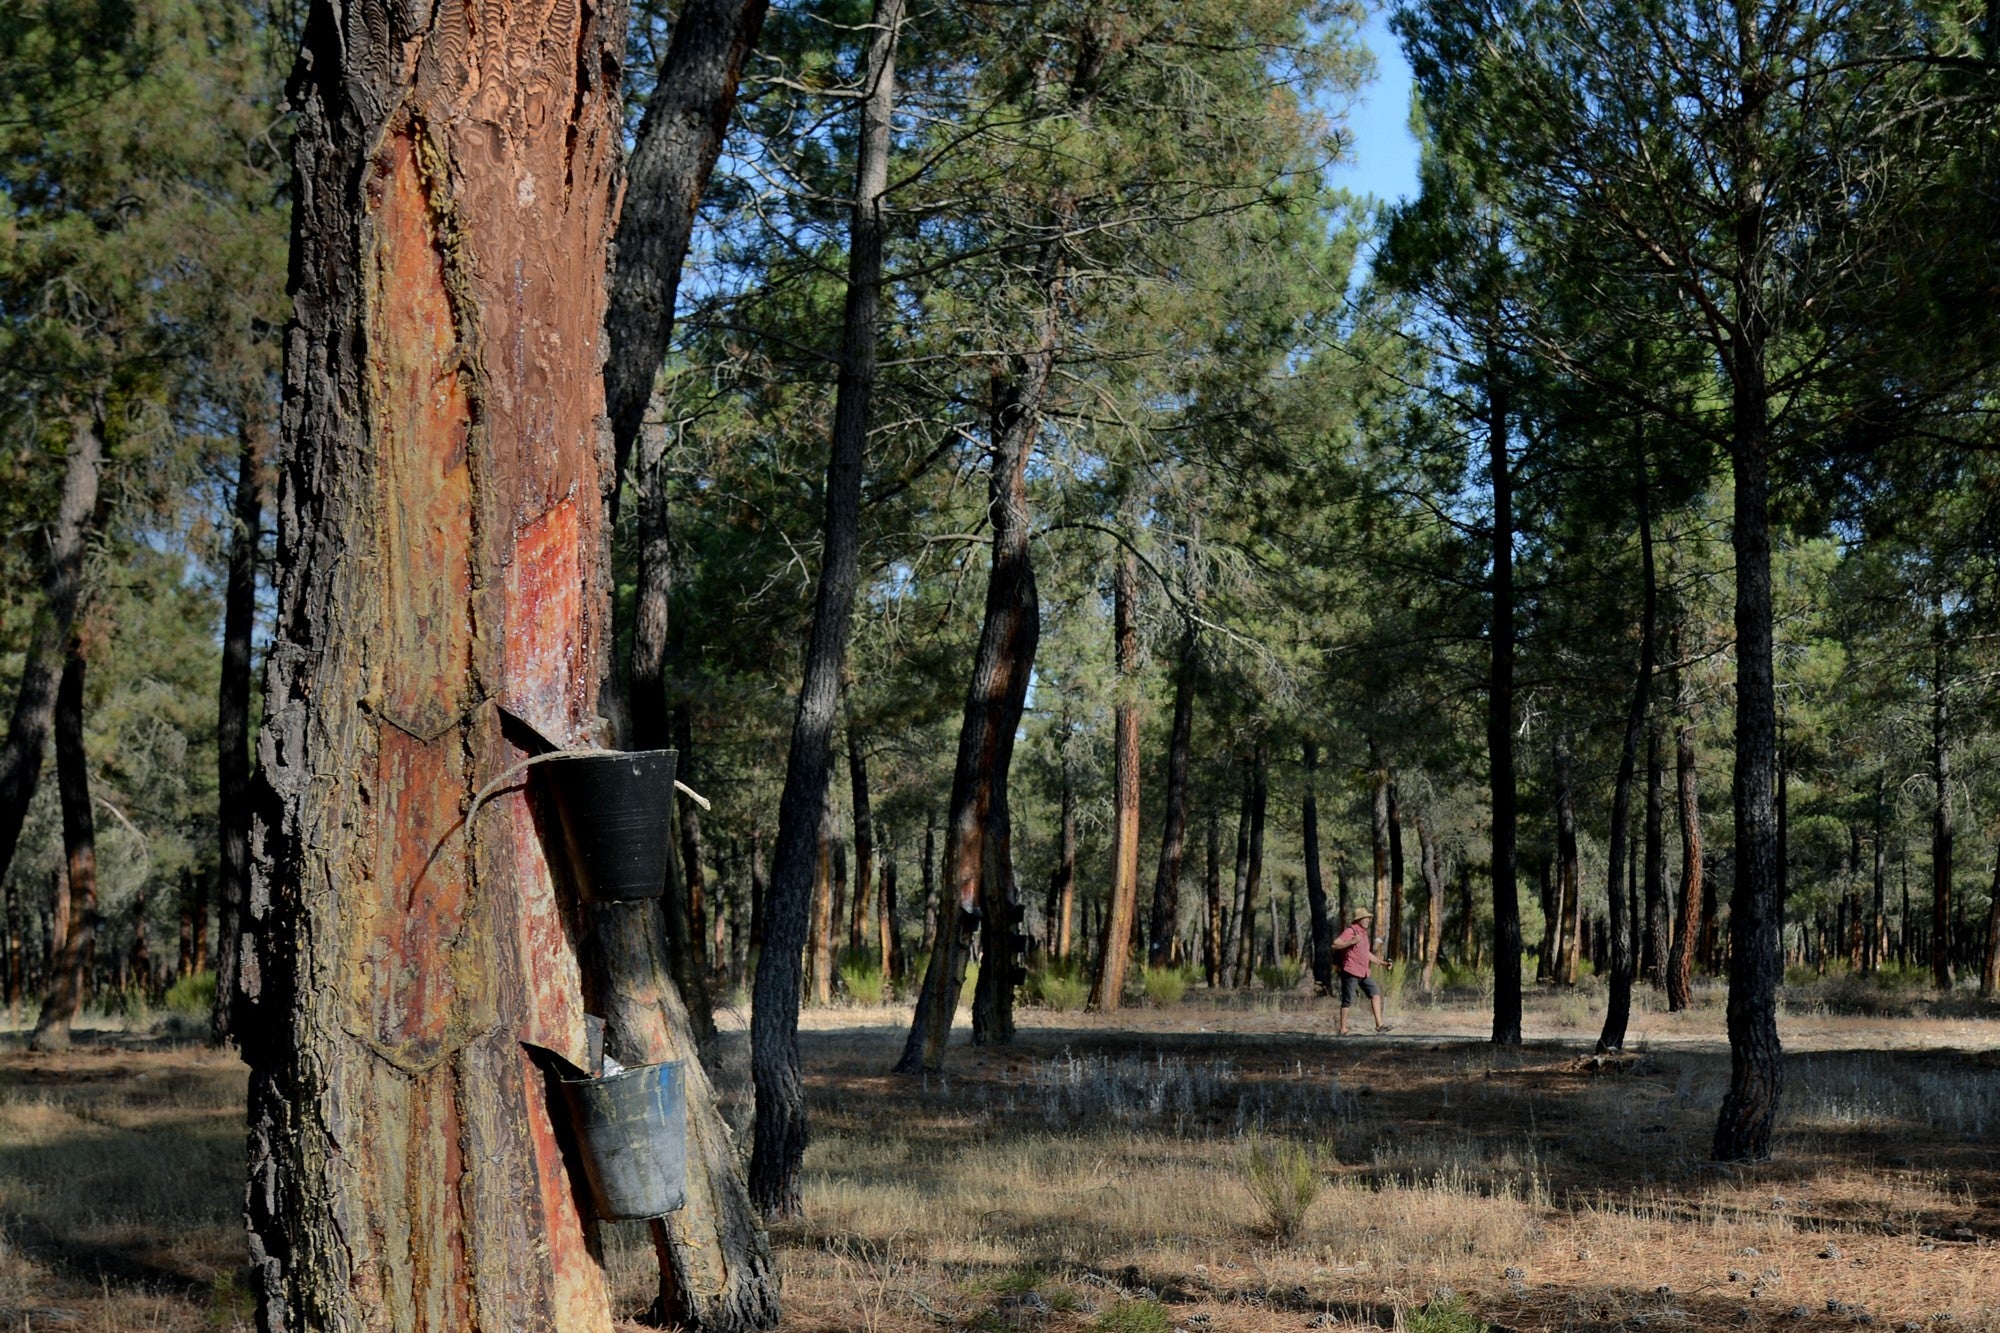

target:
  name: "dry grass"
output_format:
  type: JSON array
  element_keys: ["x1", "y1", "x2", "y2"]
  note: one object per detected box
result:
[{"x1": 2, "y1": 986, "x2": 1997, "y2": 1331}]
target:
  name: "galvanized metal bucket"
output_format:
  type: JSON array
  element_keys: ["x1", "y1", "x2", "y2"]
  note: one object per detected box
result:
[
  {"x1": 536, "y1": 749, "x2": 678, "y2": 903},
  {"x1": 559, "y1": 1059, "x2": 688, "y2": 1220}
]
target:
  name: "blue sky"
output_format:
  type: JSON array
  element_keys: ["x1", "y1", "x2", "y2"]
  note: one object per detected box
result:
[{"x1": 1333, "y1": 5, "x2": 1420, "y2": 206}]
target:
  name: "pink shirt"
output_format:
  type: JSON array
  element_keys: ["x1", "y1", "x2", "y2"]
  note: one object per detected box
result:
[{"x1": 1333, "y1": 923, "x2": 1374, "y2": 977}]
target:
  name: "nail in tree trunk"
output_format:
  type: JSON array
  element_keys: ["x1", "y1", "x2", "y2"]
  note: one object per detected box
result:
[
  {"x1": 1597, "y1": 464, "x2": 1656, "y2": 1053},
  {"x1": 213, "y1": 412, "x2": 264, "y2": 1044},
  {"x1": 1930, "y1": 601, "x2": 1953, "y2": 989},
  {"x1": 1302, "y1": 740, "x2": 1333, "y2": 995},
  {"x1": 1369, "y1": 751, "x2": 1389, "y2": 954},
  {"x1": 1642, "y1": 721, "x2": 1668, "y2": 988},
  {"x1": 747, "y1": 0, "x2": 902, "y2": 1217},
  {"x1": 1146, "y1": 620, "x2": 1195, "y2": 968},
  {"x1": 239, "y1": 0, "x2": 629, "y2": 1318},
  {"x1": 30, "y1": 646, "x2": 94, "y2": 1053},
  {"x1": 847, "y1": 716, "x2": 875, "y2": 957},
  {"x1": 1232, "y1": 749, "x2": 1267, "y2": 985},
  {"x1": 1093, "y1": 535, "x2": 1141, "y2": 1010},
  {"x1": 1386, "y1": 778, "x2": 1405, "y2": 963},
  {"x1": 0, "y1": 412, "x2": 101, "y2": 891},
  {"x1": 896, "y1": 325, "x2": 1050, "y2": 1068},
  {"x1": 1055, "y1": 774, "x2": 1076, "y2": 958},
  {"x1": 1485, "y1": 374, "x2": 1523, "y2": 1044},
  {"x1": 1203, "y1": 807, "x2": 1222, "y2": 986}
]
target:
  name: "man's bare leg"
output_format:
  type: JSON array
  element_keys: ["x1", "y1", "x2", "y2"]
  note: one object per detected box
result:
[
  {"x1": 1371, "y1": 993, "x2": 1387, "y2": 1031},
  {"x1": 1338, "y1": 1005, "x2": 1351, "y2": 1035}
]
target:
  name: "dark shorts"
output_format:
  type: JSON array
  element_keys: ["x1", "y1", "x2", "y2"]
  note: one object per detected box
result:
[{"x1": 1341, "y1": 973, "x2": 1380, "y2": 1006}]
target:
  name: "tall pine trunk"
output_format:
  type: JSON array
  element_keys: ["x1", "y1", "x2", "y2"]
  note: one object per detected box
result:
[
  {"x1": 1232, "y1": 749, "x2": 1267, "y2": 985},
  {"x1": 1055, "y1": 773, "x2": 1076, "y2": 958},
  {"x1": 240, "y1": 0, "x2": 630, "y2": 1317},
  {"x1": 1387, "y1": 779, "x2": 1405, "y2": 962},
  {"x1": 848, "y1": 715, "x2": 876, "y2": 957},
  {"x1": 1930, "y1": 603, "x2": 1953, "y2": 989},
  {"x1": 1203, "y1": 807, "x2": 1222, "y2": 987},
  {"x1": 1302, "y1": 740, "x2": 1333, "y2": 995},
  {"x1": 748, "y1": 0, "x2": 902, "y2": 1216},
  {"x1": 0, "y1": 411, "x2": 102, "y2": 891},
  {"x1": 1093, "y1": 534, "x2": 1141, "y2": 1009},
  {"x1": 1225, "y1": 762, "x2": 1254, "y2": 985},
  {"x1": 1145, "y1": 623, "x2": 1195, "y2": 968},
  {"x1": 1369, "y1": 751, "x2": 1389, "y2": 954},
  {"x1": 894, "y1": 304, "x2": 1051, "y2": 1072},
  {"x1": 30, "y1": 646, "x2": 94, "y2": 1053},
  {"x1": 1668, "y1": 662, "x2": 1703, "y2": 1010},
  {"x1": 1554, "y1": 740, "x2": 1580, "y2": 986},
  {"x1": 1597, "y1": 466, "x2": 1656, "y2": 1052},
  {"x1": 1642, "y1": 721, "x2": 1668, "y2": 988},
  {"x1": 1418, "y1": 816, "x2": 1444, "y2": 990},
  {"x1": 1486, "y1": 375, "x2": 1523, "y2": 1044},
  {"x1": 213, "y1": 413, "x2": 264, "y2": 1044}
]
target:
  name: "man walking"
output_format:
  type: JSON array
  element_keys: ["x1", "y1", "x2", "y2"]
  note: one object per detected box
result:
[{"x1": 1331, "y1": 909, "x2": 1390, "y2": 1035}]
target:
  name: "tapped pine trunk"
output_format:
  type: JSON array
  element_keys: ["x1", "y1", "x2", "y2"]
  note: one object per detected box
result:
[{"x1": 240, "y1": 0, "x2": 630, "y2": 1322}]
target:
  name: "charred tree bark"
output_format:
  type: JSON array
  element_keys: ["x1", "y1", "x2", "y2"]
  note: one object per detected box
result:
[
  {"x1": 240, "y1": 0, "x2": 629, "y2": 1321},
  {"x1": 213, "y1": 413, "x2": 265, "y2": 1044},
  {"x1": 748, "y1": 0, "x2": 902, "y2": 1217},
  {"x1": 1642, "y1": 721, "x2": 1668, "y2": 989},
  {"x1": 1597, "y1": 467, "x2": 1656, "y2": 1053},
  {"x1": 1485, "y1": 376, "x2": 1523, "y2": 1045},
  {"x1": 1203, "y1": 807, "x2": 1222, "y2": 987},
  {"x1": 1145, "y1": 621, "x2": 1195, "y2": 969},
  {"x1": 847, "y1": 713, "x2": 875, "y2": 957},
  {"x1": 1302, "y1": 740, "x2": 1333, "y2": 995},
  {"x1": 0, "y1": 412, "x2": 102, "y2": 892},
  {"x1": 30, "y1": 646, "x2": 95, "y2": 1053},
  {"x1": 1093, "y1": 533, "x2": 1141, "y2": 1010}
]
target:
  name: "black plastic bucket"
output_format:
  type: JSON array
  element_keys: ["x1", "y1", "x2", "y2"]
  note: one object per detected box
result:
[
  {"x1": 536, "y1": 749, "x2": 677, "y2": 903},
  {"x1": 559, "y1": 1059, "x2": 688, "y2": 1220}
]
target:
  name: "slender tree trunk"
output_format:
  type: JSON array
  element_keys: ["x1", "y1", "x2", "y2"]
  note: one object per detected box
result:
[
  {"x1": 1418, "y1": 817, "x2": 1444, "y2": 990},
  {"x1": 1093, "y1": 534, "x2": 1142, "y2": 1010},
  {"x1": 3, "y1": 868, "x2": 18, "y2": 1008},
  {"x1": 1302, "y1": 740, "x2": 1333, "y2": 995},
  {"x1": 1203, "y1": 807, "x2": 1222, "y2": 987},
  {"x1": 1868, "y1": 776, "x2": 1886, "y2": 975},
  {"x1": 749, "y1": 825, "x2": 767, "y2": 953},
  {"x1": 0, "y1": 412, "x2": 102, "y2": 892},
  {"x1": 894, "y1": 294, "x2": 1051, "y2": 1073},
  {"x1": 30, "y1": 647, "x2": 95, "y2": 1053},
  {"x1": 1225, "y1": 762, "x2": 1254, "y2": 986},
  {"x1": 919, "y1": 808, "x2": 937, "y2": 952},
  {"x1": 1233, "y1": 749, "x2": 1268, "y2": 985},
  {"x1": 676, "y1": 706, "x2": 713, "y2": 981},
  {"x1": 128, "y1": 887, "x2": 150, "y2": 997},
  {"x1": 214, "y1": 413, "x2": 264, "y2": 1044},
  {"x1": 1598, "y1": 467, "x2": 1656, "y2": 1052},
  {"x1": 847, "y1": 714, "x2": 875, "y2": 957},
  {"x1": 1055, "y1": 774, "x2": 1076, "y2": 959},
  {"x1": 1980, "y1": 845, "x2": 1999, "y2": 997},
  {"x1": 1387, "y1": 779, "x2": 1405, "y2": 963},
  {"x1": 1643, "y1": 721, "x2": 1668, "y2": 988},
  {"x1": 1931, "y1": 603, "x2": 1953, "y2": 989},
  {"x1": 1369, "y1": 751, "x2": 1389, "y2": 956},
  {"x1": 808, "y1": 804, "x2": 833, "y2": 1006},
  {"x1": 1146, "y1": 625, "x2": 1195, "y2": 968},
  {"x1": 1668, "y1": 664, "x2": 1703, "y2": 1012},
  {"x1": 1458, "y1": 861, "x2": 1474, "y2": 965},
  {"x1": 880, "y1": 836, "x2": 903, "y2": 982},
  {"x1": 748, "y1": 0, "x2": 903, "y2": 1217},
  {"x1": 829, "y1": 833, "x2": 849, "y2": 968},
  {"x1": 1554, "y1": 740, "x2": 1580, "y2": 986},
  {"x1": 1486, "y1": 375, "x2": 1523, "y2": 1044},
  {"x1": 239, "y1": 0, "x2": 630, "y2": 1318}
]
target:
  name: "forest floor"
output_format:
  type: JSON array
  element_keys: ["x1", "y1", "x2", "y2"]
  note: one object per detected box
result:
[{"x1": 1, "y1": 983, "x2": 1996, "y2": 1332}]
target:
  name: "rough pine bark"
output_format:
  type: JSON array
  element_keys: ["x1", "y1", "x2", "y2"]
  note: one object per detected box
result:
[
  {"x1": 214, "y1": 414, "x2": 265, "y2": 1044},
  {"x1": 29, "y1": 647, "x2": 94, "y2": 1053},
  {"x1": 1417, "y1": 816, "x2": 1444, "y2": 990},
  {"x1": 1302, "y1": 740, "x2": 1333, "y2": 995},
  {"x1": 1485, "y1": 376, "x2": 1523, "y2": 1044},
  {"x1": 1092, "y1": 535, "x2": 1141, "y2": 1010},
  {"x1": 880, "y1": 836, "x2": 903, "y2": 981},
  {"x1": 1597, "y1": 472, "x2": 1656, "y2": 1053},
  {"x1": 238, "y1": 0, "x2": 629, "y2": 1322},
  {"x1": 1145, "y1": 622, "x2": 1195, "y2": 968},
  {"x1": 747, "y1": 0, "x2": 902, "y2": 1217},
  {"x1": 0, "y1": 412, "x2": 101, "y2": 892},
  {"x1": 896, "y1": 316, "x2": 1050, "y2": 1070}
]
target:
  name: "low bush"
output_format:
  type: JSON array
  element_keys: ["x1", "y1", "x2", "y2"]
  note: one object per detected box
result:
[
  {"x1": 1027, "y1": 957, "x2": 1089, "y2": 1011},
  {"x1": 1243, "y1": 1134, "x2": 1326, "y2": 1242},
  {"x1": 1143, "y1": 965, "x2": 1188, "y2": 1007},
  {"x1": 1405, "y1": 1295, "x2": 1488, "y2": 1333},
  {"x1": 163, "y1": 969, "x2": 216, "y2": 1018},
  {"x1": 1257, "y1": 959, "x2": 1305, "y2": 993},
  {"x1": 1094, "y1": 1299, "x2": 1171, "y2": 1333},
  {"x1": 839, "y1": 959, "x2": 887, "y2": 1005}
]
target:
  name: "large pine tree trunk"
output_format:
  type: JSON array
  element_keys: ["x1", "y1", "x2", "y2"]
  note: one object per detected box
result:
[
  {"x1": 1145, "y1": 624, "x2": 1194, "y2": 968},
  {"x1": 239, "y1": 0, "x2": 629, "y2": 1321},
  {"x1": 0, "y1": 412, "x2": 102, "y2": 891},
  {"x1": 213, "y1": 414, "x2": 265, "y2": 1044},
  {"x1": 896, "y1": 316, "x2": 1050, "y2": 1070},
  {"x1": 1642, "y1": 721, "x2": 1668, "y2": 988},
  {"x1": 1302, "y1": 740, "x2": 1333, "y2": 995},
  {"x1": 1597, "y1": 471, "x2": 1656, "y2": 1052},
  {"x1": 747, "y1": 0, "x2": 902, "y2": 1217},
  {"x1": 29, "y1": 646, "x2": 94, "y2": 1053},
  {"x1": 1092, "y1": 537, "x2": 1141, "y2": 1010},
  {"x1": 1486, "y1": 377, "x2": 1523, "y2": 1045}
]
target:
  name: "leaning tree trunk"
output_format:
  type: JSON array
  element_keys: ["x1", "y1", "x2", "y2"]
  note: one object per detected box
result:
[
  {"x1": 897, "y1": 314, "x2": 1051, "y2": 1069},
  {"x1": 238, "y1": 0, "x2": 629, "y2": 1323},
  {"x1": 29, "y1": 646, "x2": 95, "y2": 1053},
  {"x1": 214, "y1": 413, "x2": 265, "y2": 1044},
  {"x1": 1092, "y1": 533, "x2": 1141, "y2": 1010},
  {"x1": 1597, "y1": 468, "x2": 1656, "y2": 1053},
  {"x1": 0, "y1": 412, "x2": 102, "y2": 892},
  {"x1": 1145, "y1": 621, "x2": 1195, "y2": 968},
  {"x1": 1302, "y1": 739, "x2": 1333, "y2": 995},
  {"x1": 747, "y1": 0, "x2": 902, "y2": 1218},
  {"x1": 587, "y1": 893, "x2": 780, "y2": 1330}
]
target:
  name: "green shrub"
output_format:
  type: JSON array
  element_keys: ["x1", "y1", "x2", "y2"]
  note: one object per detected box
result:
[
  {"x1": 839, "y1": 959, "x2": 886, "y2": 1005},
  {"x1": 1027, "y1": 957, "x2": 1089, "y2": 1011},
  {"x1": 1382, "y1": 959, "x2": 1410, "y2": 1005},
  {"x1": 164, "y1": 969, "x2": 216, "y2": 1018},
  {"x1": 1406, "y1": 1295, "x2": 1488, "y2": 1333},
  {"x1": 1243, "y1": 1135, "x2": 1326, "y2": 1242},
  {"x1": 1256, "y1": 959, "x2": 1305, "y2": 993},
  {"x1": 1142, "y1": 965, "x2": 1188, "y2": 1007},
  {"x1": 1094, "y1": 1299, "x2": 1171, "y2": 1333}
]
